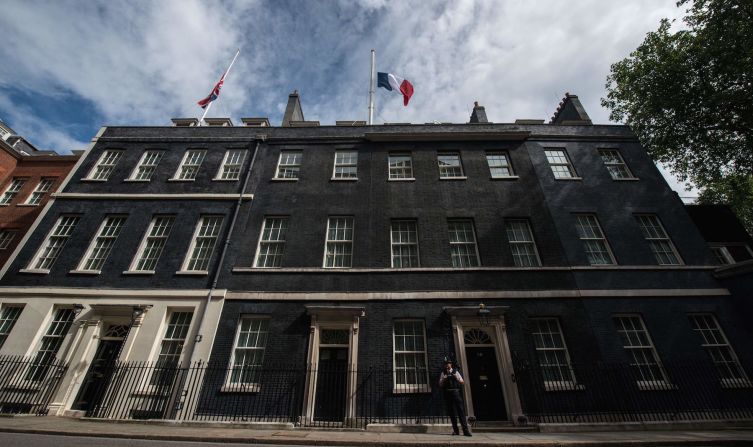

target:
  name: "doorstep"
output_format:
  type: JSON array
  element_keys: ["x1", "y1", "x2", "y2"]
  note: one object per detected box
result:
[
  {"x1": 538, "y1": 419, "x2": 753, "y2": 433},
  {"x1": 81, "y1": 417, "x2": 295, "y2": 430}
]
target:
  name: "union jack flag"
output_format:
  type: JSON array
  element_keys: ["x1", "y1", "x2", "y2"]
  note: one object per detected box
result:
[{"x1": 197, "y1": 73, "x2": 226, "y2": 109}]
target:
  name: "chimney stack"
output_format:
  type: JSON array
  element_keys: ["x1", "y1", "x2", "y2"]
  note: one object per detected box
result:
[{"x1": 469, "y1": 101, "x2": 488, "y2": 123}]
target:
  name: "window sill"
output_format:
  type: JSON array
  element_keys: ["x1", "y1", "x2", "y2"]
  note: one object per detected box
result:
[
  {"x1": 122, "y1": 270, "x2": 155, "y2": 275},
  {"x1": 19, "y1": 268, "x2": 50, "y2": 275},
  {"x1": 388, "y1": 178, "x2": 416, "y2": 182},
  {"x1": 175, "y1": 270, "x2": 209, "y2": 276},
  {"x1": 270, "y1": 177, "x2": 299, "y2": 182},
  {"x1": 0, "y1": 204, "x2": 9, "y2": 207},
  {"x1": 330, "y1": 177, "x2": 359, "y2": 181},
  {"x1": 167, "y1": 178, "x2": 196, "y2": 182},
  {"x1": 69, "y1": 269, "x2": 101, "y2": 275},
  {"x1": 392, "y1": 386, "x2": 432, "y2": 394},
  {"x1": 123, "y1": 179, "x2": 151, "y2": 183},
  {"x1": 543, "y1": 381, "x2": 585, "y2": 392},
  {"x1": 16, "y1": 204, "x2": 39, "y2": 207},
  {"x1": 439, "y1": 176, "x2": 467, "y2": 180},
  {"x1": 220, "y1": 384, "x2": 260, "y2": 393},
  {"x1": 490, "y1": 176, "x2": 519, "y2": 180},
  {"x1": 554, "y1": 177, "x2": 583, "y2": 181},
  {"x1": 212, "y1": 178, "x2": 240, "y2": 182},
  {"x1": 613, "y1": 178, "x2": 640, "y2": 181},
  {"x1": 721, "y1": 379, "x2": 753, "y2": 389},
  {"x1": 80, "y1": 178, "x2": 108, "y2": 182},
  {"x1": 636, "y1": 381, "x2": 676, "y2": 391}
]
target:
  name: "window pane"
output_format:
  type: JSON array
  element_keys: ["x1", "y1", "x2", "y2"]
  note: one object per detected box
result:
[
  {"x1": 389, "y1": 154, "x2": 413, "y2": 179},
  {"x1": 448, "y1": 219, "x2": 479, "y2": 267},
  {"x1": 438, "y1": 154, "x2": 463, "y2": 178}
]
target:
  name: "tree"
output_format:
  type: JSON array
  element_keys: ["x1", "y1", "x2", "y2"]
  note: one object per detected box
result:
[{"x1": 602, "y1": 0, "x2": 753, "y2": 235}]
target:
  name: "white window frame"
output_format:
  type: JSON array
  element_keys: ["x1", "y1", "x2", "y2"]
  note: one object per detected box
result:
[
  {"x1": 171, "y1": 149, "x2": 206, "y2": 181},
  {"x1": 26, "y1": 307, "x2": 75, "y2": 382},
  {"x1": 447, "y1": 219, "x2": 480, "y2": 267},
  {"x1": 85, "y1": 150, "x2": 123, "y2": 181},
  {"x1": 531, "y1": 318, "x2": 579, "y2": 391},
  {"x1": 75, "y1": 215, "x2": 127, "y2": 273},
  {"x1": 323, "y1": 216, "x2": 354, "y2": 268},
  {"x1": 149, "y1": 311, "x2": 193, "y2": 386},
  {"x1": 215, "y1": 149, "x2": 246, "y2": 181},
  {"x1": 388, "y1": 153, "x2": 414, "y2": 180},
  {"x1": 224, "y1": 316, "x2": 270, "y2": 391},
  {"x1": 23, "y1": 178, "x2": 55, "y2": 205},
  {"x1": 128, "y1": 215, "x2": 175, "y2": 273},
  {"x1": 27, "y1": 215, "x2": 80, "y2": 272},
  {"x1": 613, "y1": 314, "x2": 671, "y2": 390},
  {"x1": 710, "y1": 243, "x2": 753, "y2": 265},
  {"x1": 128, "y1": 150, "x2": 164, "y2": 181},
  {"x1": 274, "y1": 150, "x2": 302, "y2": 179},
  {"x1": 0, "y1": 178, "x2": 27, "y2": 205},
  {"x1": 390, "y1": 220, "x2": 420, "y2": 268},
  {"x1": 0, "y1": 230, "x2": 18, "y2": 250},
  {"x1": 253, "y1": 217, "x2": 288, "y2": 268},
  {"x1": 392, "y1": 319, "x2": 430, "y2": 392},
  {"x1": 332, "y1": 150, "x2": 358, "y2": 180},
  {"x1": 486, "y1": 152, "x2": 515, "y2": 178},
  {"x1": 544, "y1": 149, "x2": 577, "y2": 179},
  {"x1": 437, "y1": 152, "x2": 465, "y2": 179},
  {"x1": 505, "y1": 219, "x2": 542, "y2": 267},
  {"x1": 598, "y1": 148, "x2": 635, "y2": 180},
  {"x1": 688, "y1": 314, "x2": 750, "y2": 388},
  {"x1": 180, "y1": 215, "x2": 224, "y2": 273},
  {"x1": 634, "y1": 214, "x2": 683, "y2": 265},
  {"x1": 0, "y1": 304, "x2": 24, "y2": 349},
  {"x1": 574, "y1": 214, "x2": 616, "y2": 265}
]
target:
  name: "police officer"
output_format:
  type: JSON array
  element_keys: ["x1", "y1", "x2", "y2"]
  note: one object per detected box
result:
[{"x1": 438, "y1": 360, "x2": 471, "y2": 436}]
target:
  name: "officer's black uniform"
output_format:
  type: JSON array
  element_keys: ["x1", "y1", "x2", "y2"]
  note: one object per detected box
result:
[{"x1": 438, "y1": 364, "x2": 471, "y2": 436}]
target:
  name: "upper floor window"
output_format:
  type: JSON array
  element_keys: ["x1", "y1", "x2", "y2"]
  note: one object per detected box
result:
[
  {"x1": 0, "y1": 230, "x2": 17, "y2": 250},
  {"x1": 486, "y1": 152, "x2": 514, "y2": 178},
  {"x1": 599, "y1": 149, "x2": 634, "y2": 179},
  {"x1": 634, "y1": 214, "x2": 682, "y2": 265},
  {"x1": 129, "y1": 150, "x2": 164, "y2": 181},
  {"x1": 26, "y1": 308, "x2": 75, "y2": 381},
  {"x1": 688, "y1": 314, "x2": 749, "y2": 386},
  {"x1": 614, "y1": 315, "x2": 669, "y2": 389},
  {"x1": 29, "y1": 215, "x2": 80, "y2": 271},
  {"x1": 228, "y1": 316, "x2": 269, "y2": 387},
  {"x1": 505, "y1": 219, "x2": 541, "y2": 267},
  {"x1": 181, "y1": 215, "x2": 223, "y2": 272},
  {"x1": 275, "y1": 151, "x2": 302, "y2": 179},
  {"x1": 129, "y1": 215, "x2": 175, "y2": 272},
  {"x1": 253, "y1": 217, "x2": 288, "y2": 268},
  {"x1": 24, "y1": 178, "x2": 56, "y2": 205},
  {"x1": 438, "y1": 153, "x2": 464, "y2": 178},
  {"x1": 531, "y1": 318, "x2": 577, "y2": 389},
  {"x1": 574, "y1": 214, "x2": 615, "y2": 265},
  {"x1": 333, "y1": 150, "x2": 358, "y2": 179},
  {"x1": 0, "y1": 178, "x2": 26, "y2": 205},
  {"x1": 173, "y1": 149, "x2": 206, "y2": 181},
  {"x1": 77, "y1": 215, "x2": 127, "y2": 272},
  {"x1": 391, "y1": 220, "x2": 419, "y2": 268},
  {"x1": 710, "y1": 244, "x2": 753, "y2": 265},
  {"x1": 544, "y1": 149, "x2": 576, "y2": 179},
  {"x1": 151, "y1": 311, "x2": 193, "y2": 385},
  {"x1": 216, "y1": 149, "x2": 246, "y2": 180},
  {"x1": 393, "y1": 320, "x2": 429, "y2": 390},
  {"x1": 0, "y1": 304, "x2": 24, "y2": 349},
  {"x1": 388, "y1": 153, "x2": 413, "y2": 179},
  {"x1": 448, "y1": 219, "x2": 480, "y2": 267},
  {"x1": 86, "y1": 150, "x2": 122, "y2": 180},
  {"x1": 324, "y1": 216, "x2": 353, "y2": 268}
]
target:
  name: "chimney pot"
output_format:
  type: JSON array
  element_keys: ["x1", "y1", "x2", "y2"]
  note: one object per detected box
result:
[{"x1": 474, "y1": 101, "x2": 479, "y2": 107}]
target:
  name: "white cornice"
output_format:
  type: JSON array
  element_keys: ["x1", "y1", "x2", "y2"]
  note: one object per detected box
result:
[
  {"x1": 0, "y1": 287, "x2": 227, "y2": 299},
  {"x1": 52, "y1": 193, "x2": 254, "y2": 200}
]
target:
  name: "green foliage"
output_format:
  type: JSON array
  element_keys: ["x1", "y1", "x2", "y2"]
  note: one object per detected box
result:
[
  {"x1": 697, "y1": 174, "x2": 753, "y2": 235},
  {"x1": 602, "y1": 0, "x2": 753, "y2": 234}
]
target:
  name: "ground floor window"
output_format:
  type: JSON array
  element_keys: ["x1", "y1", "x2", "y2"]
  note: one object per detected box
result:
[{"x1": 393, "y1": 320, "x2": 429, "y2": 391}]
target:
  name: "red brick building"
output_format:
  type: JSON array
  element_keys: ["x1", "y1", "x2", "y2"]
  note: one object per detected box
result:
[{"x1": 0, "y1": 134, "x2": 80, "y2": 267}]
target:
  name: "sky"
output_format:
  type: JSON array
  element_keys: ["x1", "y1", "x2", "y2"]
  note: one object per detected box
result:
[{"x1": 0, "y1": 0, "x2": 695, "y2": 196}]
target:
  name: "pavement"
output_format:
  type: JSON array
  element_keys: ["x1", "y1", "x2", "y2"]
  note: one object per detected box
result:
[{"x1": 1, "y1": 416, "x2": 753, "y2": 446}]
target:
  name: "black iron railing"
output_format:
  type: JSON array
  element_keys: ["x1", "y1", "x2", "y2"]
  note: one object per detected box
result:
[
  {"x1": 0, "y1": 355, "x2": 68, "y2": 415},
  {"x1": 514, "y1": 358, "x2": 753, "y2": 423}
]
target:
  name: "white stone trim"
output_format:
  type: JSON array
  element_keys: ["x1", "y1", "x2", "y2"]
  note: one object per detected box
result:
[
  {"x1": 0, "y1": 287, "x2": 227, "y2": 298},
  {"x1": 52, "y1": 193, "x2": 253, "y2": 200},
  {"x1": 232, "y1": 265, "x2": 716, "y2": 273}
]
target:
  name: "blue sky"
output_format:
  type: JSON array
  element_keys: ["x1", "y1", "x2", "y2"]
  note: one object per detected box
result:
[{"x1": 0, "y1": 0, "x2": 693, "y2": 194}]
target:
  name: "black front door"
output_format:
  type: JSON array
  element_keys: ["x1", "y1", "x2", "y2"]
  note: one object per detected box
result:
[
  {"x1": 73, "y1": 339, "x2": 123, "y2": 411},
  {"x1": 465, "y1": 346, "x2": 506, "y2": 421},
  {"x1": 313, "y1": 347, "x2": 348, "y2": 422}
]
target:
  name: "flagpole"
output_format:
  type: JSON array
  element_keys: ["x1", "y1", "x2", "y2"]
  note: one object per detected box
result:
[
  {"x1": 199, "y1": 48, "x2": 241, "y2": 125},
  {"x1": 368, "y1": 49, "x2": 375, "y2": 125}
]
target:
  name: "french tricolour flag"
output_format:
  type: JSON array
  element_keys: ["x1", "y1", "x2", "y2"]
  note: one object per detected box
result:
[
  {"x1": 197, "y1": 72, "x2": 226, "y2": 109},
  {"x1": 377, "y1": 72, "x2": 414, "y2": 106}
]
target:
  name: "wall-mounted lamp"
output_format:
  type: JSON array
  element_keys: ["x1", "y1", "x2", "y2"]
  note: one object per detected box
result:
[
  {"x1": 131, "y1": 304, "x2": 153, "y2": 323},
  {"x1": 477, "y1": 303, "x2": 491, "y2": 326},
  {"x1": 72, "y1": 303, "x2": 85, "y2": 316}
]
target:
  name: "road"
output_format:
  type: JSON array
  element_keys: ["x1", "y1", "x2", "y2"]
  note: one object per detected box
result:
[{"x1": 0, "y1": 432, "x2": 355, "y2": 447}]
